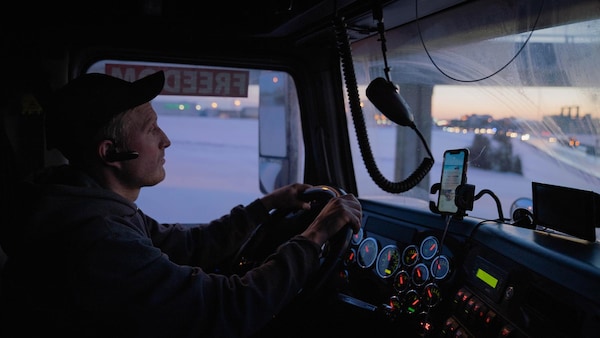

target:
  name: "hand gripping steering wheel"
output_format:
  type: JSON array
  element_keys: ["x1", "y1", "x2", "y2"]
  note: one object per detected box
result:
[{"x1": 230, "y1": 185, "x2": 353, "y2": 297}]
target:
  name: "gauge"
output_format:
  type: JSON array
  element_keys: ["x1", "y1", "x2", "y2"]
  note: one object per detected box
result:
[
  {"x1": 422, "y1": 283, "x2": 442, "y2": 307},
  {"x1": 431, "y1": 255, "x2": 451, "y2": 280},
  {"x1": 376, "y1": 245, "x2": 401, "y2": 278},
  {"x1": 389, "y1": 295, "x2": 401, "y2": 313},
  {"x1": 402, "y1": 245, "x2": 419, "y2": 267},
  {"x1": 402, "y1": 290, "x2": 422, "y2": 315},
  {"x1": 343, "y1": 248, "x2": 356, "y2": 266},
  {"x1": 420, "y1": 236, "x2": 439, "y2": 260},
  {"x1": 357, "y1": 237, "x2": 378, "y2": 268},
  {"x1": 351, "y1": 227, "x2": 363, "y2": 245},
  {"x1": 394, "y1": 270, "x2": 410, "y2": 293},
  {"x1": 411, "y1": 263, "x2": 430, "y2": 286}
]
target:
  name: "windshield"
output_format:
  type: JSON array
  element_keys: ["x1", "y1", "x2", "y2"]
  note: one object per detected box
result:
[{"x1": 347, "y1": 5, "x2": 600, "y2": 222}]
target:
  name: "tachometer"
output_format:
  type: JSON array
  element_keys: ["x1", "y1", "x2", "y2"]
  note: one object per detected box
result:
[{"x1": 376, "y1": 245, "x2": 400, "y2": 278}]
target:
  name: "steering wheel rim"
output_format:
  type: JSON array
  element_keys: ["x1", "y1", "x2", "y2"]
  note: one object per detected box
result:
[{"x1": 230, "y1": 185, "x2": 353, "y2": 297}]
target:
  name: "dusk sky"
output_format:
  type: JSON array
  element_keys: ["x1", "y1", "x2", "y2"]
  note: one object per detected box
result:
[{"x1": 432, "y1": 85, "x2": 600, "y2": 121}]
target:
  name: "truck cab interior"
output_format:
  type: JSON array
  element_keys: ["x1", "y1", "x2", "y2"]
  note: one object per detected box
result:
[{"x1": 2, "y1": 0, "x2": 599, "y2": 337}]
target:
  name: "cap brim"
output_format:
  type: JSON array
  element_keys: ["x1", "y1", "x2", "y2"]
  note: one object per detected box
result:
[{"x1": 126, "y1": 70, "x2": 165, "y2": 110}]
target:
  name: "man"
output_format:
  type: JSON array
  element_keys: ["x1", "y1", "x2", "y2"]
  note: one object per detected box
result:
[{"x1": 0, "y1": 71, "x2": 362, "y2": 337}]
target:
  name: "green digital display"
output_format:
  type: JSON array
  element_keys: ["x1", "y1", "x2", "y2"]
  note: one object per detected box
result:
[{"x1": 475, "y1": 268, "x2": 498, "y2": 288}]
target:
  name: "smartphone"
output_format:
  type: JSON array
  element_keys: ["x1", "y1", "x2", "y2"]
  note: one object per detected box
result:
[{"x1": 437, "y1": 148, "x2": 469, "y2": 214}]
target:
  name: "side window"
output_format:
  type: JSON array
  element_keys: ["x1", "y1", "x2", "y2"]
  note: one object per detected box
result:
[{"x1": 87, "y1": 61, "x2": 303, "y2": 223}]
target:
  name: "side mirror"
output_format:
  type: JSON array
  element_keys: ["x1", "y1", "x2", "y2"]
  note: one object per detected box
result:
[{"x1": 258, "y1": 72, "x2": 302, "y2": 194}]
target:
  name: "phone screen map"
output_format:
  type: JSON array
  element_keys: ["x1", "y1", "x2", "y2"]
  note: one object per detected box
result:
[{"x1": 438, "y1": 150, "x2": 467, "y2": 213}]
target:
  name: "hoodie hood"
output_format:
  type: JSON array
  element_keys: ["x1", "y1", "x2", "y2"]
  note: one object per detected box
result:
[{"x1": 0, "y1": 165, "x2": 139, "y2": 255}]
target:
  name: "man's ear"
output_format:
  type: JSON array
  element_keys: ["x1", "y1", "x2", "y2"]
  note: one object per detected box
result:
[
  {"x1": 98, "y1": 140, "x2": 118, "y2": 165},
  {"x1": 98, "y1": 139, "x2": 139, "y2": 163}
]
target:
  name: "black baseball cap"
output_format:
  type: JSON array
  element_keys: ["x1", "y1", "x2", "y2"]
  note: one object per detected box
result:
[{"x1": 45, "y1": 70, "x2": 165, "y2": 162}]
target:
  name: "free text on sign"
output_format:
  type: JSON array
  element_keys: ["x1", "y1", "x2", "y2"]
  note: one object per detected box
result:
[{"x1": 106, "y1": 64, "x2": 250, "y2": 97}]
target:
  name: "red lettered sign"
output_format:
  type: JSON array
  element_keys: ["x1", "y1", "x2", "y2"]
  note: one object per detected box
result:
[{"x1": 105, "y1": 64, "x2": 250, "y2": 97}]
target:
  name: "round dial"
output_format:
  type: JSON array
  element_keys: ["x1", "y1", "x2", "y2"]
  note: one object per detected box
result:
[
  {"x1": 376, "y1": 245, "x2": 401, "y2": 278},
  {"x1": 423, "y1": 283, "x2": 442, "y2": 307},
  {"x1": 357, "y1": 237, "x2": 378, "y2": 268},
  {"x1": 411, "y1": 263, "x2": 430, "y2": 286},
  {"x1": 351, "y1": 227, "x2": 364, "y2": 245},
  {"x1": 402, "y1": 245, "x2": 419, "y2": 267},
  {"x1": 431, "y1": 255, "x2": 451, "y2": 280},
  {"x1": 402, "y1": 290, "x2": 422, "y2": 315},
  {"x1": 343, "y1": 248, "x2": 356, "y2": 266},
  {"x1": 420, "y1": 236, "x2": 440, "y2": 260},
  {"x1": 394, "y1": 270, "x2": 411, "y2": 293}
]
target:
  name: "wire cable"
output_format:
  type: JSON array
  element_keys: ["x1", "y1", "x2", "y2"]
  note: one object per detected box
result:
[{"x1": 415, "y1": 0, "x2": 545, "y2": 82}]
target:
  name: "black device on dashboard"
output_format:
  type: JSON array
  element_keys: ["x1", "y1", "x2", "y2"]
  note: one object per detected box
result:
[
  {"x1": 532, "y1": 182, "x2": 598, "y2": 242},
  {"x1": 437, "y1": 148, "x2": 469, "y2": 214}
]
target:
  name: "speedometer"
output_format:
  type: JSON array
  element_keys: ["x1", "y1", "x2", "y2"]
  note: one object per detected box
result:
[{"x1": 375, "y1": 245, "x2": 400, "y2": 278}]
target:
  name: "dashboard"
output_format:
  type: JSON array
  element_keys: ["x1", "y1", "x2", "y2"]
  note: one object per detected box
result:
[{"x1": 328, "y1": 199, "x2": 600, "y2": 338}]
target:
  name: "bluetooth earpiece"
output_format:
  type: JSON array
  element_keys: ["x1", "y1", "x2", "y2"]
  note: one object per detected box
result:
[{"x1": 105, "y1": 151, "x2": 139, "y2": 162}]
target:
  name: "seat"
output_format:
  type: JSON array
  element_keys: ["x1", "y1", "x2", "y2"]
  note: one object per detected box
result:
[
  {"x1": 0, "y1": 102, "x2": 16, "y2": 291},
  {"x1": 0, "y1": 69, "x2": 49, "y2": 292}
]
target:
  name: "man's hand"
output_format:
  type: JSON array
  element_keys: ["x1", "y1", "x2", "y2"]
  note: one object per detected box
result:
[
  {"x1": 259, "y1": 183, "x2": 313, "y2": 212},
  {"x1": 300, "y1": 194, "x2": 362, "y2": 247}
]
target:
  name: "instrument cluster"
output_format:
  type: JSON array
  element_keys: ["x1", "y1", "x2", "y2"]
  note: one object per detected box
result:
[{"x1": 343, "y1": 228, "x2": 454, "y2": 318}]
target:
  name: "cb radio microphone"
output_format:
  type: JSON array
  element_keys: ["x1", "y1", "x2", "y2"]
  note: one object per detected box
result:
[
  {"x1": 106, "y1": 151, "x2": 139, "y2": 162},
  {"x1": 366, "y1": 77, "x2": 415, "y2": 128}
]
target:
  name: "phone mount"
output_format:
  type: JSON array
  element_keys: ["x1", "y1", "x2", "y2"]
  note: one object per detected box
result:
[
  {"x1": 429, "y1": 183, "x2": 475, "y2": 220},
  {"x1": 430, "y1": 183, "x2": 506, "y2": 221}
]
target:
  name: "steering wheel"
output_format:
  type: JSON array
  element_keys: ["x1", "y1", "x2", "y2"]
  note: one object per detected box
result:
[{"x1": 230, "y1": 185, "x2": 353, "y2": 297}]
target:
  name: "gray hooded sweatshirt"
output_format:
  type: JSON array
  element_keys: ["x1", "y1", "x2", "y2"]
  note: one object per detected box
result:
[{"x1": 0, "y1": 165, "x2": 321, "y2": 338}]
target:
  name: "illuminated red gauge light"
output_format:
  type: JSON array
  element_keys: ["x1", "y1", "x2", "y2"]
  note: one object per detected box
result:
[
  {"x1": 357, "y1": 237, "x2": 378, "y2": 268},
  {"x1": 402, "y1": 290, "x2": 422, "y2": 315},
  {"x1": 422, "y1": 283, "x2": 441, "y2": 307},
  {"x1": 411, "y1": 263, "x2": 430, "y2": 286},
  {"x1": 343, "y1": 248, "x2": 356, "y2": 266},
  {"x1": 431, "y1": 255, "x2": 451, "y2": 280},
  {"x1": 419, "y1": 235, "x2": 439, "y2": 260},
  {"x1": 402, "y1": 244, "x2": 419, "y2": 267},
  {"x1": 389, "y1": 295, "x2": 401, "y2": 312},
  {"x1": 351, "y1": 227, "x2": 363, "y2": 245},
  {"x1": 394, "y1": 270, "x2": 410, "y2": 293}
]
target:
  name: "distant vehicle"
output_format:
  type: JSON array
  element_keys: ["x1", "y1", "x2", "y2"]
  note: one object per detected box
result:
[{"x1": 2, "y1": 0, "x2": 599, "y2": 337}]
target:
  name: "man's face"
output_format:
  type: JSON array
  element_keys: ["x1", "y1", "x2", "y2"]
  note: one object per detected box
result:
[{"x1": 119, "y1": 102, "x2": 171, "y2": 188}]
